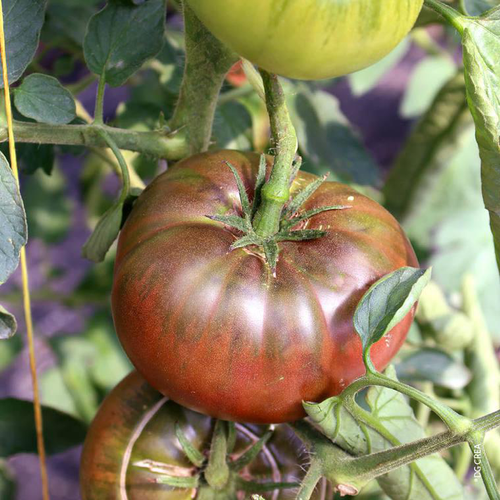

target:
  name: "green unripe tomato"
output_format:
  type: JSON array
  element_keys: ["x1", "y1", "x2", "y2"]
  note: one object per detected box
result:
[{"x1": 186, "y1": 0, "x2": 424, "y2": 80}]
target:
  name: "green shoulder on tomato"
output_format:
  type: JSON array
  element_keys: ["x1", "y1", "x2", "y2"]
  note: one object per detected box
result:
[{"x1": 185, "y1": 0, "x2": 424, "y2": 80}]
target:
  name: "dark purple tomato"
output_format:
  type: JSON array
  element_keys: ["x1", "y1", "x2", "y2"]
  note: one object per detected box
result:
[
  {"x1": 80, "y1": 371, "x2": 329, "y2": 499},
  {"x1": 112, "y1": 150, "x2": 418, "y2": 424}
]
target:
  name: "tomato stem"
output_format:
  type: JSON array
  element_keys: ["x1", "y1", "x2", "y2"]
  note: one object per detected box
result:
[
  {"x1": 424, "y1": 0, "x2": 466, "y2": 34},
  {"x1": 93, "y1": 74, "x2": 106, "y2": 125},
  {"x1": 169, "y1": 2, "x2": 238, "y2": 155},
  {"x1": 253, "y1": 70, "x2": 298, "y2": 239}
]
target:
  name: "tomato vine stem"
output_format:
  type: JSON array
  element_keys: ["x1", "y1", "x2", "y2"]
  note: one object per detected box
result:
[
  {"x1": 0, "y1": 120, "x2": 187, "y2": 160},
  {"x1": 169, "y1": 2, "x2": 238, "y2": 155},
  {"x1": 93, "y1": 75, "x2": 107, "y2": 125},
  {"x1": 424, "y1": 0, "x2": 466, "y2": 34},
  {"x1": 253, "y1": 70, "x2": 298, "y2": 238}
]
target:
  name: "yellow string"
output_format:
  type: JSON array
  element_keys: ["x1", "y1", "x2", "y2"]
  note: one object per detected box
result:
[{"x1": 0, "y1": 3, "x2": 50, "y2": 500}]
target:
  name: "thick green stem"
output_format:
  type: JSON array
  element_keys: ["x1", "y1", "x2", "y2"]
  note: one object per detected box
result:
[
  {"x1": 94, "y1": 75, "x2": 106, "y2": 124},
  {"x1": 169, "y1": 2, "x2": 237, "y2": 155},
  {"x1": 468, "y1": 433, "x2": 500, "y2": 500},
  {"x1": 0, "y1": 120, "x2": 188, "y2": 160},
  {"x1": 424, "y1": 0, "x2": 466, "y2": 33},
  {"x1": 253, "y1": 70, "x2": 298, "y2": 238},
  {"x1": 295, "y1": 459, "x2": 323, "y2": 500},
  {"x1": 342, "y1": 371, "x2": 472, "y2": 435}
]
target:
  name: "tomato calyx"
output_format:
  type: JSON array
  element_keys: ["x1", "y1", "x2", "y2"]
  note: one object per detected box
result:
[
  {"x1": 135, "y1": 420, "x2": 298, "y2": 496},
  {"x1": 207, "y1": 156, "x2": 350, "y2": 273}
]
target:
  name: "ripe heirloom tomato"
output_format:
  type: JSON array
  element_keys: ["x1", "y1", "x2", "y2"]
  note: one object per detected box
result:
[
  {"x1": 185, "y1": 0, "x2": 424, "y2": 80},
  {"x1": 80, "y1": 371, "x2": 329, "y2": 499},
  {"x1": 112, "y1": 150, "x2": 418, "y2": 424}
]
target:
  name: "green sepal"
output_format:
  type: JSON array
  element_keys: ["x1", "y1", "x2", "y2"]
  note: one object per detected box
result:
[
  {"x1": 236, "y1": 477, "x2": 299, "y2": 493},
  {"x1": 276, "y1": 229, "x2": 327, "y2": 242},
  {"x1": 230, "y1": 426, "x2": 274, "y2": 472},
  {"x1": 282, "y1": 174, "x2": 328, "y2": 218},
  {"x1": 226, "y1": 161, "x2": 251, "y2": 222},
  {"x1": 227, "y1": 421, "x2": 237, "y2": 454},
  {"x1": 251, "y1": 155, "x2": 268, "y2": 218},
  {"x1": 282, "y1": 205, "x2": 350, "y2": 231},
  {"x1": 155, "y1": 473, "x2": 200, "y2": 488},
  {"x1": 206, "y1": 214, "x2": 250, "y2": 233},
  {"x1": 175, "y1": 422, "x2": 205, "y2": 468},
  {"x1": 263, "y1": 240, "x2": 279, "y2": 273},
  {"x1": 205, "y1": 420, "x2": 230, "y2": 490},
  {"x1": 231, "y1": 234, "x2": 260, "y2": 250}
]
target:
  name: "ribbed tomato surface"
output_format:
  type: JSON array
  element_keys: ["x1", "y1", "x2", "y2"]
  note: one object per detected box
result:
[
  {"x1": 112, "y1": 150, "x2": 418, "y2": 423},
  {"x1": 80, "y1": 371, "x2": 329, "y2": 499},
  {"x1": 186, "y1": 0, "x2": 423, "y2": 80}
]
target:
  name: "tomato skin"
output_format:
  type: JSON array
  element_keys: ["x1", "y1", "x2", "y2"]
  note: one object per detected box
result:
[
  {"x1": 112, "y1": 150, "x2": 418, "y2": 424},
  {"x1": 185, "y1": 0, "x2": 423, "y2": 80},
  {"x1": 80, "y1": 371, "x2": 325, "y2": 500}
]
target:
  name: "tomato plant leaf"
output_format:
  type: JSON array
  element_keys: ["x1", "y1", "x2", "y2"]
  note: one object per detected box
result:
[
  {"x1": 43, "y1": 1, "x2": 99, "y2": 47},
  {"x1": 82, "y1": 201, "x2": 124, "y2": 262},
  {"x1": 287, "y1": 84, "x2": 380, "y2": 186},
  {"x1": 461, "y1": 7, "x2": 500, "y2": 273},
  {"x1": 464, "y1": 0, "x2": 499, "y2": 16},
  {"x1": 396, "y1": 347, "x2": 472, "y2": 390},
  {"x1": 14, "y1": 74, "x2": 76, "y2": 125},
  {"x1": 83, "y1": 0, "x2": 166, "y2": 87},
  {"x1": 213, "y1": 101, "x2": 252, "y2": 151},
  {"x1": 0, "y1": 305, "x2": 16, "y2": 340},
  {"x1": 0, "y1": 153, "x2": 27, "y2": 285},
  {"x1": 41, "y1": 314, "x2": 131, "y2": 421},
  {"x1": 0, "y1": 461, "x2": 15, "y2": 500},
  {"x1": 304, "y1": 366, "x2": 464, "y2": 499},
  {"x1": 384, "y1": 70, "x2": 471, "y2": 219},
  {"x1": 0, "y1": 398, "x2": 87, "y2": 457},
  {"x1": 0, "y1": 0, "x2": 46, "y2": 87},
  {"x1": 354, "y1": 267, "x2": 431, "y2": 354},
  {"x1": 400, "y1": 55, "x2": 457, "y2": 119}
]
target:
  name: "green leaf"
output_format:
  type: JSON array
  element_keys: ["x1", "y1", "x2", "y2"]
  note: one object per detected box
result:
[
  {"x1": 82, "y1": 201, "x2": 124, "y2": 263},
  {"x1": 41, "y1": 314, "x2": 131, "y2": 421},
  {"x1": 0, "y1": 398, "x2": 87, "y2": 457},
  {"x1": 402, "y1": 126, "x2": 500, "y2": 340},
  {"x1": 213, "y1": 101, "x2": 252, "y2": 150},
  {"x1": 9, "y1": 143, "x2": 55, "y2": 176},
  {"x1": 43, "y1": 1, "x2": 99, "y2": 47},
  {"x1": 384, "y1": 70, "x2": 471, "y2": 220},
  {"x1": 0, "y1": 153, "x2": 27, "y2": 285},
  {"x1": 305, "y1": 366, "x2": 464, "y2": 500},
  {"x1": 396, "y1": 347, "x2": 471, "y2": 389},
  {"x1": 348, "y1": 39, "x2": 410, "y2": 96},
  {"x1": 22, "y1": 167, "x2": 71, "y2": 243},
  {"x1": 464, "y1": 0, "x2": 499, "y2": 16},
  {"x1": 14, "y1": 74, "x2": 76, "y2": 125},
  {"x1": 0, "y1": 460, "x2": 15, "y2": 500},
  {"x1": 0, "y1": 305, "x2": 16, "y2": 340},
  {"x1": 287, "y1": 83, "x2": 380, "y2": 186},
  {"x1": 83, "y1": 0, "x2": 166, "y2": 87},
  {"x1": 400, "y1": 56, "x2": 457, "y2": 119},
  {"x1": 0, "y1": 0, "x2": 46, "y2": 87},
  {"x1": 461, "y1": 7, "x2": 500, "y2": 274},
  {"x1": 354, "y1": 267, "x2": 432, "y2": 354},
  {"x1": 0, "y1": 334, "x2": 21, "y2": 372}
]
